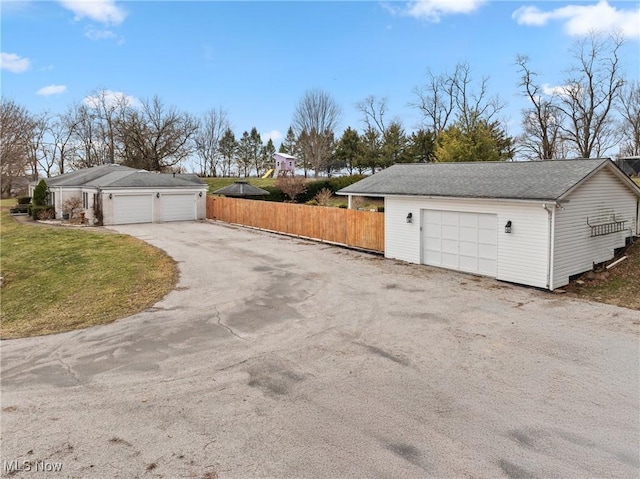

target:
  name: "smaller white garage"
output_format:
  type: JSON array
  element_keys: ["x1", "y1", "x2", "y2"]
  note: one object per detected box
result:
[
  {"x1": 339, "y1": 159, "x2": 640, "y2": 290},
  {"x1": 36, "y1": 164, "x2": 207, "y2": 226}
]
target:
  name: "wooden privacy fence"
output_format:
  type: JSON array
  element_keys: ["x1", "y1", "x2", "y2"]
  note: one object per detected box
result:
[{"x1": 207, "y1": 196, "x2": 384, "y2": 253}]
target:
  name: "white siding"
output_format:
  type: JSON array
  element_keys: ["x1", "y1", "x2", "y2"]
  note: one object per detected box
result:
[
  {"x1": 552, "y1": 168, "x2": 638, "y2": 289},
  {"x1": 385, "y1": 196, "x2": 550, "y2": 289}
]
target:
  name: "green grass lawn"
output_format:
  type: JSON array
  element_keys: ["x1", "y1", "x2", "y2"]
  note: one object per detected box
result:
[
  {"x1": 202, "y1": 177, "x2": 276, "y2": 194},
  {"x1": 0, "y1": 199, "x2": 178, "y2": 338}
]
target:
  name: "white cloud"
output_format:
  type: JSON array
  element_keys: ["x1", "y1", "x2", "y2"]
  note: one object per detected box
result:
[
  {"x1": 512, "y1": 1, "x2": 640, "y2": 39},
  {"x1": 1, "y1": 52, "x2": 31, "y2": 73},
  {"x1": 37, "y1": 85, "x2": 67, "y2": 96},
  {"x1": 58, "y1": 0, "x2": 127, "y2": 26},
  {"x1": 84, "y1": 26, "x2": 116, "y2": 40},
  {"x1": 391, "y1": 0, "x2": 486, "y2": 22},
  {"x1": 84, "y1": 90, "x2": 139, "y2": 109},
  {"x1": 263, "y1": 130, "x2": 283, "y2": 142},
  {"x1": 542, "y1": 83, "x2": 580, "y2": 98}
]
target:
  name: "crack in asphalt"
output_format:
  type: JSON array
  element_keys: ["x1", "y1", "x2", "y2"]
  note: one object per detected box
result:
[
  {"x1": 55, "y1": 357, "x2": 81, "y2": 385},
  {"x1": 213, "y1": 308, "x2": 245, "y2": 340}
]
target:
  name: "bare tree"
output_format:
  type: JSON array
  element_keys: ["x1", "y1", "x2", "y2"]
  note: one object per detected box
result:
[
  {"x1": 84, "y1": 89, "x2": 133, "y2": 164},
  {"x1": 66, "y1": 102, "x2": 107, "y2": 171},
  {"x1": 292, "y1": 89, "x2": 342, "y2": 177},
  {"x1": 356, "y1": 95, "x2": 388, "y2": 134},
  {"x1": 117, "y1": 96, "x2": 198, "y2": 171},
  {"x1": 194, "y1": 107, "x2": 230, "y2": 177},
  {"x1": 31, "y1": 111, "x2": 80, "y2": 177},
  {"x1": 556, "y1": 32, "x2": 625, "y2": 158},
  {"x1": 413, "y1": 62, "x2": 505, "y2": 135},
  {"x1": 617, "y1": 80, "x2": 640, "y2": 157},
  {"x1": 515, "y1": 55, "x2": 564, "y2": 160},
  {"x1": 275, "y1": 170, "x2": 307, "y2": 202},
  {"x1": 0, "y1": 99, "x2": 36, "y2": 197}
]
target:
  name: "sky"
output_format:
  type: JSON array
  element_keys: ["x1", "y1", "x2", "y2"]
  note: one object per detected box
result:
[{"x1": 2, "y1": 0, "x2": 640, "y2": 154}]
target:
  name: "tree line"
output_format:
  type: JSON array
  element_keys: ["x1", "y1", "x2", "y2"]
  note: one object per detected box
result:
[{"x1": 2, "y1": 32, "x2": 638, "y2": 196}]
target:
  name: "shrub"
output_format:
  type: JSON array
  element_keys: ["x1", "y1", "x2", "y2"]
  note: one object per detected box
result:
[
  {"x1": 261, "y1": 186, "x2": 287, "y2": 202},
  {"x1": 377, "y1": 206, "x2": 385, "y2": 213},
  {"x1": 314, "y1": 187, "x2": 333, "y2": 206},
  {"x1": 327, "y1": 175, "x2": 366, "y2": 191},
  {"x1": 62, "y1": 196, "x2": 83, "y2": 220},
  {"x1": 275, "y1": 173, "x2": 307, "y2": 202},
  {"x1": 30, "y1": 205, "x2": 56, "y2": 220},
  {"x1": 306, "y1": 199, "x2": 319, "y2": 206},
  {"x1": 32, "y1": 180, "x2": 48, "y2": 206},
  {"x1": 17, "y1": 196, "x2": 31, "y2": 205}
]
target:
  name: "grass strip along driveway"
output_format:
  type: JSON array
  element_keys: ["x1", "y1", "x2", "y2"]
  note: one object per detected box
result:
[{"x1": 0, "y1": 202, "x2": 177, "y2": 339}]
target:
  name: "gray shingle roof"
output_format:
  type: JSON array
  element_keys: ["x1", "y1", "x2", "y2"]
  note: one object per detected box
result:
[
  {"x1": 213, "y1": 181, "x2": 270, "y2": 197},
  {"x1": 337, "y1": 159, "x2": 637, "y2": 201},
  {"x1": 45, "y1": 164, "x2": 205, "y2": 189}
]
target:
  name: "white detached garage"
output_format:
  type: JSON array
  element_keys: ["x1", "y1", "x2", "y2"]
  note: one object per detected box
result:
[
  {"x1": 339, "y1": 159, "x2": 640, "y2": 290},
  {"x1": 38, "y1": 164, "x2": 207, "y2": 226}
]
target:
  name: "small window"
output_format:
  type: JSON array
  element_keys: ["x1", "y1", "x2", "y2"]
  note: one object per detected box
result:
[
  {"x1": 48, "y1": 191, "x2": 55, "y2": 207},
  {"x1": 82, "y1": 192, "x2": 89, "y2": 209}
]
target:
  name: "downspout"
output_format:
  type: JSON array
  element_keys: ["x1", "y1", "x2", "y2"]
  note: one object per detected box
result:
[
  {"x1": 543, "y1": 203, "x2": 555, "y2": 290},
  {"x1": 636, "y1": 198, "x2": 639, "y2": 236}
]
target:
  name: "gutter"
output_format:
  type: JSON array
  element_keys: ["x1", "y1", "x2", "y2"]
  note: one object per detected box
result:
[{"x1": 543, "y1": 203, "x2": 558, "y2": 290}]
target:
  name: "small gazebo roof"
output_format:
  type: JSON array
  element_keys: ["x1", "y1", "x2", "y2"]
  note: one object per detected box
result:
[{"x1": 213, "y1": 181, "x2": 270, "y2": 197}]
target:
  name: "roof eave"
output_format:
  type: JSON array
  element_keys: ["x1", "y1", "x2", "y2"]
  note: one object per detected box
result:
[{"x1": 337, "y1": 192, "x2": 559, "y2": 204}]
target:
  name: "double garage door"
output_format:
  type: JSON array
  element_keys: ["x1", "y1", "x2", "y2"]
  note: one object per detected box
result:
[
  {"x1": 422, "y1": 210, "x2": 498, "y2": 277},
  {"x1": 113, "y1": 194, "x2": 197, "y2": 225}
]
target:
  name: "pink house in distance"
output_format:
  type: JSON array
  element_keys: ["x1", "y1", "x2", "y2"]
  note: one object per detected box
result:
[{"x1": 274, "y1": 153, "x2": 296, "y2": 177}]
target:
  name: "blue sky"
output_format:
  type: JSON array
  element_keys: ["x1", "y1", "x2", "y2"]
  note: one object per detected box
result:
[{"x1": 2, "y1": 0, "x2": 639, "y2": 149}]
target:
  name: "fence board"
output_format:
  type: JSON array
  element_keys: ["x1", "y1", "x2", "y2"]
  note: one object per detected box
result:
[{"x1": 206, "y1": 196, "x2": 384, "y2": 252}]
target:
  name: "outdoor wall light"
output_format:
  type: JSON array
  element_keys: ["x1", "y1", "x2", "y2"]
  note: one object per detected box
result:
[
  {"x1": 108, "y1": 193, "x2": 113, "y2": 200},
  {"x1": 156, "y1": 192, "x2": 160, "y2": 198},
  {"x1": 406, "y1": 212, "x2": 413, "y2": 223},
  {"x1": 505, "y1": 220, "x2": 512, "y2": 233},
  {"x1": 199, "y1": 192, "x2": 203, "y2": 197}
]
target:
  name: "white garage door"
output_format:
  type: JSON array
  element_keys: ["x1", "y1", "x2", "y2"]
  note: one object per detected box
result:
[
  {"x1": 160, "y1": 194, "x2": 196, "y2": 222},
  {"x1": 422, "y1": 210, "x2": 498, "y2": 277},
  {"x1": 113, "y1": 194, "x2": 153, "y2": 225}
]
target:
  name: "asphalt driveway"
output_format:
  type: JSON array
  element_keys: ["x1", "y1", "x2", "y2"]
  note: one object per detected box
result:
[{"x1": 1, "y1": 220, "x2": 639, "y2": 478}]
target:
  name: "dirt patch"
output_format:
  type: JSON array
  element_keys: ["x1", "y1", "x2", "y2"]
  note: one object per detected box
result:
[{"x1": 564, "y1": 240, "x2": 640, "y2": 310}]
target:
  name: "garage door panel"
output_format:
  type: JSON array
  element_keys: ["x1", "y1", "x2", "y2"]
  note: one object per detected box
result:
[
  {"x1": 459, "y1": 213, "x2": 478, "y2": 227},
  {"x1": 459, "y1": 256, "x2": 478, "y2": 271},
  {"x1": 160, "y1": 194, "x2": 196, "y2": 222},
  {"x1": 114, "y1": 195, "x2": 153, "y2": 225},
  {"x1": 425, "y1": 237, "x2": 441, "y2": 250},
  {"x1": 478, "y1": 244, "x2": 498, "y2": 260},
  {"x1": 478, "y1": 214, "x2": 497, "y2": 229},
  {"x1": 442, "y1": 253, "x2": 458, "y2": 268},
  {"x1": 441, "y1": 211, "x2": 459, "y2": 226},
  {"x1": 425, "y1": 250, "x2": 442, "y2": 264},
  {"x1": 421, "y1": 209, "x2": 497, "y2": 277},
  {"x1": 441, "y1": 238, "x2": 458, "y2": 254},
  {"x1": 425, "y1": 225, "x2": 441, "y2": 238},
  {"x1": 442, "y1": 225, "x2": 458, "y2": 240},
  {"x1": 478, "y1": 229, "x2": 497, "y2": 245},
  {"x1": 459, "y1": 241, "x2": 478, "y2": 256}
]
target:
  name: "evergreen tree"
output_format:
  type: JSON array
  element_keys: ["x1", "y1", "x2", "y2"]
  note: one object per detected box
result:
[
  {"x1": 335, "y1": 127, "x2": 361, "y2": 175},
  {"x1": 219, "y1": 128, "x2": 237, "y2": 177}
]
